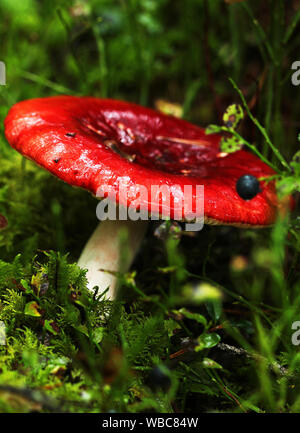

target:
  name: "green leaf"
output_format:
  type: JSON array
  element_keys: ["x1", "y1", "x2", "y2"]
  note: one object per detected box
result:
[
  {"x1": 43, "y1": 319, "x2": 59, "y2": 335},
  {"x1": 202, "y1": 357, "x2": 223, "y2": 369},
  {"x1": 195, "y1": 333, "x2": 221, "y2": 351},
  {"x1": 222, "y1": 104, "x2": 244, "y2": 129},
  {"x1": 205, "y1": 299, "x2": 222, "y2": 321},
  {"x1": 220, "y1": 135, "x2": 244, "y2": 153},
  {"x1": 177, "y1": 308, "x2": 207, "y2": 326},
  {"x1": 205, "y1": 124, "x2": 222, "y2": 135},
  {"x1": 24, "y1": 301, "x2": 42, "y2": 317},
  {"x1": 21, "y1": 279, "x2": 34, "y2": 295},
  {"x1": 92, "y1": 327, "x2": 104, "y2": 344}
]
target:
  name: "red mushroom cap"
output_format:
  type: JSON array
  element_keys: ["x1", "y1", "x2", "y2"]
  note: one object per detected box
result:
[{"x1": 4, "y1": 96, "x2": 279, "y2": 227}]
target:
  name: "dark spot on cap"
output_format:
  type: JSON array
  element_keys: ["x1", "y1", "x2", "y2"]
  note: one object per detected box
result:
[
  {"x1": 236, "y1": 174, "x2": 261, "y2": 200},
  {"x1": 66, "y1": 132, "x2": 76, "y2": 138},
  {"x1": 53, "y1": 158, "x2": 61, "y2": 163}
]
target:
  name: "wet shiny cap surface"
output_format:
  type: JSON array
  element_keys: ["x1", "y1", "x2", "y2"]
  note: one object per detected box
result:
[{"x1": 4, "y1": 96, "x2": 279, "y2": 227}]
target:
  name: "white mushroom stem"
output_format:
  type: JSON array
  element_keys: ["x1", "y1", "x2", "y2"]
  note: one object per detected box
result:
[{"x1": 78, "y1": 219, "x2": 148, "y2": 299}]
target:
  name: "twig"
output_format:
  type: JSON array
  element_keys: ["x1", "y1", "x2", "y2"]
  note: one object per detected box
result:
[{"x1": 216, "y1": 342, "x2": 288, "y2": 376}]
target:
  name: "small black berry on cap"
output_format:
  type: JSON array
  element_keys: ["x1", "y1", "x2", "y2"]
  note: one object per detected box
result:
[{"x1": 236, "y1": 174, "x2": 261, "y2": 200}]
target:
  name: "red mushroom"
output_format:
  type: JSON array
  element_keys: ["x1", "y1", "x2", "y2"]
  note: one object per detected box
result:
[{"x1": 4, "y1": 96, "x2": 279, "y2": 298}]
